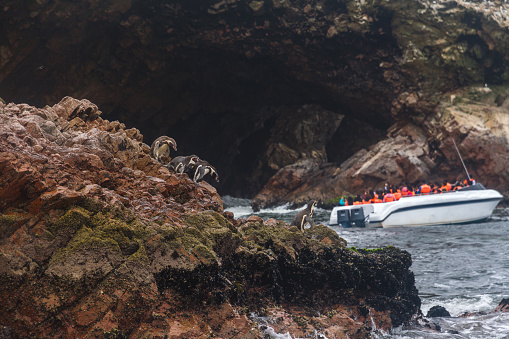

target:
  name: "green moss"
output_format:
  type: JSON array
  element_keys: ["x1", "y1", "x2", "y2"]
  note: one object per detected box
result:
[
  {"x1": 249, "y1": 1, "x2": 264, "y2": 11},
  {"x1": 0, "y1": 214, "x2": 23, "y2": 239},
  {"x1": 360, "y1": 247, "x2": 384, "y2": 253},
  {"x1": 128, "y1": 242, "x2": 149, "y2": 264},
  {"x1": 183, "y1": 211, "x2": 234, "y2": 231},
  {"x1": 49, "y1": 206, "x2": 91, "y2": 234},
  {"x1": 88, "y1": 212, "x2": 148, "y2": 255},
  {"x1": 178, "y1": 233, "x2": 204, "y2": 250},
  {"x1": 50, "y1": 226, "x2": 121, "y2": 264},
  {"x1": 304, "y1": 224, "x2": 346, "y2": 247},
  {"x1": 158, "y1": 223, "x2": 182, "y2": 241},
  {"x1": 325, "y1": 196, "x2": 341, "y2": 205},
  {"x1": 293, "y1": 315, "x2": 309, "y2": 328},
  {"x1": 193, "y1": 244, "x2": 217, "y2": 262},
  {"x1": 326, "y1": 309, "x2": 338, "y2": 318}
]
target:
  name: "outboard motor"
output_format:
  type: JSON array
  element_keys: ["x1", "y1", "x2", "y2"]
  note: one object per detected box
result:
[
  {"x1": 337, "y1": 209, "x2": 351, "y2": 228},
  {"x1": 350, "y1": 207, "x2": 366, "y2": 227}
]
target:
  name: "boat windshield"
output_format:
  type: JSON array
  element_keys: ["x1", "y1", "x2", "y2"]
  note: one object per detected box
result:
[{"x1": 458, "y1": 183, "x2": 486, "y2": 191}]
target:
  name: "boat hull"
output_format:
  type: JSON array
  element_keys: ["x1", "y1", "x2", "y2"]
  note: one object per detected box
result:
[{"x1": 329, "y1": 188, "x2": 502, "y2": 228}]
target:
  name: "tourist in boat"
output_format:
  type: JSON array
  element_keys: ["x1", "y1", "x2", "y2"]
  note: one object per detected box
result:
[
  {"x1": 416, "y1": 179, "x2": 431, "y2": 195},
  {"x1": 354, "y1": 194, "x2": 362, "y2": 203},
  {"x1": 441, "y1": 180, "x2": 452, "y2": 192},
  {"x1": 339, "y1": 196, "x2": 346, "y2": 206},
  {"x1": 347, "y1": 196, "x2": 354, "y2": 206},
  {"x1": 369, "y1": 190, "x2": 376, "y2": 202},
  {"x1": 432, "y1": 182, "x2": 441, "y2": 194},
  {"x1": 394, "y1": 187, "x2": 402, "y2": 200},
  {"x1": 401, "y1": 186, "x2": 408, "y2": 196},
  {"x1": 362, "y1": 192, "x2": 372, "y2": 204},
  {"x1": 374, "y1": 189, "x2": 384, "y2": 203},
  {"x1": 384, "y1": 191, "x2": 395, "y2": 202}
]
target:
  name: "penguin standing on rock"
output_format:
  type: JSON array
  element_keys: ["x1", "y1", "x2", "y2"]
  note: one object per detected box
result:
[
  {"x1": 150, "y1": 136, "x2": 177, "y2": 164},
  {"x1": 290, "y1": 200, "x2": 318, "y2": 232},
  {"x1": 186, "y1": 160, "x2": 219, "y2": 183},
  {"x1": 167, "y1": 155, "x2": 200, "y2": 174}
]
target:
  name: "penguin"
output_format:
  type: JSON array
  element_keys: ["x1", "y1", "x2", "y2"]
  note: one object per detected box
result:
[
  {"x1": 167, "y1": 155, "x2": 200, "y2": 174},
  {"x1": 150, "y1": 136, "x2": 177, "y2": 164},
  {"x1": 290, "y1": 200, "x2": 318, "y2": 232},
  {"x1": 186, "y1": 160, "x2": 219, "y2": 183}
]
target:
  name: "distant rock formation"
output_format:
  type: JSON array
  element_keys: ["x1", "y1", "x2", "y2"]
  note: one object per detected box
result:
[
  {"x1": 254, "y1": 86, "x2": 509, "y2": 209},
  {"x1": 0, "y1": 98, "x2": 420, "y2": 337}
]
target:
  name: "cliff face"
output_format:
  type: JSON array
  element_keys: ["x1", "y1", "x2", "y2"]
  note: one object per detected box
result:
[
  {"x1": 0, "y1": 99, "x2": 420, "y2": 337},
  {"x1": 1, "y1": 0, "x2": 509, "y2": 202}
]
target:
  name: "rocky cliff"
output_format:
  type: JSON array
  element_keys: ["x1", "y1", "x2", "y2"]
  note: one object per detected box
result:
[
  {"x1": 1, "y1": 0, "x2": 509, "y2": 204},
  {"x1": 0, "y1": 98, "x2": 420, "y2": 337}
]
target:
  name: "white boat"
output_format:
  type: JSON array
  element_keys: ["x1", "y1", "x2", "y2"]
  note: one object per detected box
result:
[{"x1": 329, "y1": 184, "x2": 503, "y2": 228}]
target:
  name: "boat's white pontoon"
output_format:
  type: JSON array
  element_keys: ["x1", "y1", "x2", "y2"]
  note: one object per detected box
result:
[{"x1": 329, "y1": 184, "x2": 503, "y2": 228}]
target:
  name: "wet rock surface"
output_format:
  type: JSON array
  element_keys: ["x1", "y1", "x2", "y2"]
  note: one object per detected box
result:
[{"x1": 0, "y1": 99, "x2": 420, "y2": 337}]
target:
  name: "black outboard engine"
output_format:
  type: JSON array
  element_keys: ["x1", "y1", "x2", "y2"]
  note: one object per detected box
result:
[
  {"x1": 350, "y1": 207, "x2": 366, "y2": 227},
  {"x1": 337, "y1": 209, "x2": 351, "y2": 228}
]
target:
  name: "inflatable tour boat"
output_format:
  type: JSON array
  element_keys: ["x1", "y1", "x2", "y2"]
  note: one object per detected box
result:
[{"x1": 329, "y1": 184, "x2": 503, "y2": 228}]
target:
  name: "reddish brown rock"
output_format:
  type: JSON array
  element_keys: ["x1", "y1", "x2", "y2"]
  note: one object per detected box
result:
[{"x1": 0, "y1": 98, "x2": 420, "y2": 338}]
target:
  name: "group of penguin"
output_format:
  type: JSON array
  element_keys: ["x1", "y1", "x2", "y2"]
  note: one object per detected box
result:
[
  {"x1": 150, "y1": 136, "x2": 219, "y2": 183},
  {"x1": 151, "y1": 137, "x2": 319, "y2": 232}
]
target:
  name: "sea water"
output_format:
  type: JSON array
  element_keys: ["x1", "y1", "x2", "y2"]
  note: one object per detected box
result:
[{"x1": 223, "y1": 196, "x2": 509, "y2": 338}]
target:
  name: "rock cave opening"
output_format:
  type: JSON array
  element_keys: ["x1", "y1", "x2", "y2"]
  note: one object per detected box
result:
[{"x1": 0, "y1": 1, "x2": 402, "y2": 200}]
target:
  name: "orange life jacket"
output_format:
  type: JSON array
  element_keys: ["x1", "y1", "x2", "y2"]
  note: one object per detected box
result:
[
  {"x1": 362, "y1": 200, "x2": 371, "y2": 204},
  {"x1": 374, "y1": 199, "x2": 383, "y2": 203},
  {"x1": 353, "y1": 201, "x2": 362, "y2": 205},
  {"x1": 420, "y1": 184, "x2": 431, "y2": 195},
  {"x1": 394, "y1": 192, "x2": 402, "y2": 200},
  {"x1": 384, "y1": 195, "x2": 395, "y2": 202}
]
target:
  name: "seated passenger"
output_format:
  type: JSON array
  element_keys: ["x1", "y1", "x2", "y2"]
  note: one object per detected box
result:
[
  {"x1": 441, "y1": 180, "x2": 452, "y2": 192},
  {"x1": 347, "y1": 196, "x2": 354, "y2": 206},
  {"x1": 394, "y1": 188, "x2": 402, "y2": 200},
  {"x1": 384, "y1": 192, "x2": 395, "y2": 202},
  {"x1": 374, "y1": 189, "x2": 384, "y2": 203},
  {"x1": 416, "y1": 179, "x2": 431, "y2": 195},
  {"x1": 362, "y1": 193, "x2": 372, "y2": 204},
  {"x1": 339, "y1": 196, "x2": 346, "y2": 206},
  {"x1": 401, "y1": 186, "x2": 409, "y2": 197}
]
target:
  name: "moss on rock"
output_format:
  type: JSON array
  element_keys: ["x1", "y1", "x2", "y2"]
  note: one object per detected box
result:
[{"x1": 0, "y1": 214, "x2": 24, "y2": 240}]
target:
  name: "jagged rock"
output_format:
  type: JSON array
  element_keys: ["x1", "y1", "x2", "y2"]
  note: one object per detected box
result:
[{"x1": 0, "y1": 98, "x2": 420, "y2": 337}]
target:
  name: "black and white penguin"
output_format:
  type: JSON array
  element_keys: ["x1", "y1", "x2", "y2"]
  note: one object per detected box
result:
[
  {"x1": 290, "y1": 200, "x2": 318, "y2": 232},
  {"x1": 187, "y1": 160, "x2": 219, "y2": 183},
  {"x1": 167, "y1": 155, "x2": 200, "y2": 174},
  {"x1": 150, "y1": 136, "x2": 177, "y2": 164}
]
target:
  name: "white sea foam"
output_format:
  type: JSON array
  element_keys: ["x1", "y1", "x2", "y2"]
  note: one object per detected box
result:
[
  {"x1": 421, "y1": 294, "x2": 500, "y2": 317},
  {"x1": 222, "y1": 196, "x2": 331, "y2": 223}
]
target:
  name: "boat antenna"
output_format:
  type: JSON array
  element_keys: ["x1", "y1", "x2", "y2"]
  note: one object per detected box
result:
[{"x1": 452, "y1": 139, "x2": 471, "y2": 180}]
